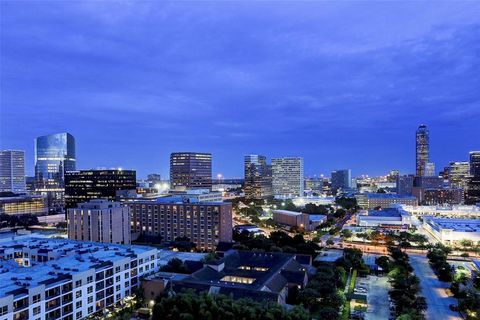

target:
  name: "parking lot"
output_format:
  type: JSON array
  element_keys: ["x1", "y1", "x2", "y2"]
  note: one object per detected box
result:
[
  {"x1": 364, "y1": 275, "x2": 390, "y2": 320},
  {"x1": 409, "y1": 254, "x2": 462, "y2": 320}
]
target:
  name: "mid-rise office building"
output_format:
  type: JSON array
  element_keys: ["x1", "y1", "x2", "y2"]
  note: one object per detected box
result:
[
  {"x1": 170, "y1": 152, "x2": 212, "y2": 190},
  {"x1": 424, "y1": 162, "x2": 435, "y2": 177},
  {"x1": 356, "y1": 193, "x2": 418, "y2": 209},
  {"x1": 127, "y1": 197, "x2": 232, "y2": 250},
  {"x1": 447, "y1": 161, "x2": 470, "y2": 188},
  {"x1": 35, "y1": 133, "x2": 76, "y2": 213},
  {"x1": 0, "y1": 236, "x2": 157, "y2": 320},
  {"x1": 64, "y1": 169, "x2": 136, "y2": 209},
  {"x1": 415, "y1": 124, "x2": 429, "y2": 176},
  {"x1": 415, "y1": 188, "x2": 464, "y2": 205},
  {"x1": 304, "y1": 176, "x2": 324, "y2": 193},
  {"x1": 67, "y1": 199, "x2": 131, "y2": 244},
  {"x1": 331, "y1": 169, "x2": 351, "y2": 192},
  {"x1": 271, "y1": 157, "x2": 304, "y2": 197},
  {"x1": 244, "y1": 155, "x2": 272, "y2": 200},
  {"x1": 465, "y1": 151, "x2": 480, "y2": 205},
  {"x1": 396, "y1": 175, "x2": 414, "y2": 196},
  {"x1": 0, "y1": 150, "x2": 26, "y2": 193},
  {"x1": 0, "y1": 193, "x2": 47, "y2": 215}
]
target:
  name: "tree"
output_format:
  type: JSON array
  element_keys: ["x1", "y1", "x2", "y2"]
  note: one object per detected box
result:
[
  {"x1": 326, "y1": 239, "x2": 334, "y2": 247},
  {"x1": 375, "y1": 256, "x2": 391, "y2": 272},
  {"x1": 341, "y1": 229, "x2": 352, "y2": 239},
  {"x1": 159, "y1": 258, "x2": 190, "y2": 274}
]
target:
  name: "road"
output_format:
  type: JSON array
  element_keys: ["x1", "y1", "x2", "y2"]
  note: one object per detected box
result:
[
  {"x1": 365, "y1": 276, "x2": 390, "y2": 320},
  {"x1": 409, "y1": 254, "x2": 462, "y2": 320}
]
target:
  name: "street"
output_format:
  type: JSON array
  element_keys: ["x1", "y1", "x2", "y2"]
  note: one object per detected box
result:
[{"x1": 409, "y1": 254, "x2": 462, "y2": 320}]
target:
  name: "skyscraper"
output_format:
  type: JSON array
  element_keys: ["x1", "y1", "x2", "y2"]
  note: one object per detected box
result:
[
  {"x1": 271, "y1": 157, "x2": 304, "y2": 197},
  {"x1": 448, "y1": 161, "x2": 470, "y2": 188},
  {"x1": 35, "y1": 132, "x2": 76, "y2": 212},
  {"x1": 0, "y1": 150, "x2": 26, "y2": 193},
  {"x1": 244, "y1": 155, "x2": 272, "y2": 200},
  {"x1": 415, "y1": 124, "x2": 429, "y2": 176},
  {"x1": 170, "y1": 152, "x2": 212, "y2": 190},
  {"x1": 65, "y1": 169, "x2": 137, "y2": 208},
  {"x1": 331, "y1": 169, "x2": 352, "y2": 192},
  {"x1": 465, "y1": 151, "x2": 480, "y2": 205}
]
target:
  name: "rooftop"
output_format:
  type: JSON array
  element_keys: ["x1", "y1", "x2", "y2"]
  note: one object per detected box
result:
[
  {"x1": 425, "y1": 218, "x2": 480, "y2": 233},
  {"x1": 0, "y1": 235, "x2": 156, "y2": 298},
  {"x1": 364, "y1": 193, "x2": 416, "y2": 199}
]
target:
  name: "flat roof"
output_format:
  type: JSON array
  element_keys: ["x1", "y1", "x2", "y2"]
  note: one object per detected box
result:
[
  {"x1": 426, "y1": 218, "x2": 480, "y2": 232},
  {"x1": 273, "y1": 210, "x2": 302, "y2": 216},
  {"x1": 0, "y1": 236, "x2": 157, "y2": 298}
]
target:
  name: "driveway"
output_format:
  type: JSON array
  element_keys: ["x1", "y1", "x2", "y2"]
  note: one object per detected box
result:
[{"x1": 409, "y1": 254, "x2": 462, "y2": 320}]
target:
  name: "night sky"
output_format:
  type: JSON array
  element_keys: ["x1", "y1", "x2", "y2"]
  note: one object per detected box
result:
[{"x1": 1, "y1": 1, "x2": 479, "y2": 178}]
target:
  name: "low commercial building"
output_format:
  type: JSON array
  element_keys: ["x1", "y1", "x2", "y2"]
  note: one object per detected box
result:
[
  {"x1": 0, "y1": 194, "x2": 47, "y2": 215},
  {"x1": 0, "y1": 236, "x2": 157, "y2": 320},
  {"x1": 291, "y1": 196, "x2": 335, "y2": 207},
  {"x1": 127, "y1": 197, "x2": 232, "y2": 250},
  {"x1": 168, "y1": 189, "x2": 222, "y2": 202},
  {"x1": 398, "y1": 204, "x2": 480, "y2": 218},
  {"x1": 356, "y1": 193, "x2": 418, "y2": 209},
  {"x1": 356, "y1": 207, "x2": 413, "y2": 228},
  {"x1": 67, "y1": 199, "x2": 131, "y2": 245},
  {"x1": 422, "y1": 217, "x2": 480, "y2": 245},
  {"x1": 272, "y1": 210, "x2": 326, "y2": 231},
  {"x1": 143, "y1": 250, "x2": 309, "y2": 305}
]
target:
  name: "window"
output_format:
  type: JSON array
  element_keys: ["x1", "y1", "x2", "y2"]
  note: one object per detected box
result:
[
  {"x1": 87, "y1": 306, "x2": 93, "y2": 314},
  {"x1": 75, "y1": 280, "x2": 82, "y2": 287},
  {"x1": 32, "y1": 294, "x2": 41, "y2": 303},
  {"x1": 115, "y1": 266, "x2": 120, "y2": 272},
  {"x1": 76, "y1": 311, "x2": 82, "y2": 319},
  {"x1": 75, "y1": 291, "x2": 82, "y2": 298},
  {"x1": 220, "y1": 276, "x2": 255, "y2": 284},
  {"x1": 87, "y1": 286, "x2": 93, "y2": 294},
  {"x1": 87, "y1": 296, "x2": 93, "y2": 304},
  {"x1": 0, "y1": 306, "x2": 8, "y2": 316},
  {"x1": 87, "y1": 276, "x2": 93, "y2": 284},
  {"x1": 76, "y1": 301, "x2": 82, "y2": 308},
  {"x1": 33, "y1": 306, "x2": 41, "y2": 315}
]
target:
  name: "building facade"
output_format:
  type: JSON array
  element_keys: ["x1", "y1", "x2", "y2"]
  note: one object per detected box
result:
[
  {"x1": 170, "y1": 152, "x2": 212, "y2": 191},
  {"x1": 271, "y1": 157, "x2": 304, "y2": 197},
  {"x1": 35, "y1": 133, "x2": 76, "y2": 213},
  {"x1": 0, "y1": 236, "x2": 157, "y2": 320},
  {"x1": 272, "y1": 210, "x2": 326, "y2": 231},
  {"x1": 470, "y1": 151, "x2": 480, "y2": 177},
  {"x1": 0, "y1": 194, "x2": 47, "y2": 215},
  {"x1": 127, "y1": 198, "x2": 232, "y2": 250},
  {"x1": 396, "y1": 175, "x2": 414, "y2": 196},
  {"x1": 415, "y1": 124, "x2": 429, "y2": 177},
  {"x1": 67, "y1": 199, "x2": 131, "y2": 244},
  {"x1": 423, "y1": 217, "x2": 480, "y2": 245},
  {"x1": 331, "y1": 169, "x2": 352, "y2": 192},
  {"x1": 447, "y1": 161, "x2": 470, "y2": 189},
  {"x1": 0, "y1": 151, "x2": 26, "y2": 194},
  {"x1": 64, "y1": 169, "x2": 136, "y2": 209},
  {"x1": 244, "y1": 155, "x2": 272, "y2": 200},
  {"x1": 356, "y1": 193, "x2": 418, "y2": 209}
]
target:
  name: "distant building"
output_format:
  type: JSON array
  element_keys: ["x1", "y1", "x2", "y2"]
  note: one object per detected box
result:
[
  {"x1": 331, "y1": 169, "x2": 351, "y2": 192},
  {"x1": 356, "y1": 207, "x2": 413, "y2": 228},
  {"x1": 470, "y1": 151, "x2": 480, "y2": 177},
  {"x1": 415, "y1": 124, "x2": 429, "y2": 176},
  {"x1": 0, "y1": 150, "x2": 26, "y2": 193},
  {"x1": 170, "y1": 152, "x2": 212, "y2": 191},
  {"x1": 414, "y1": 188, "x2": 464, "y2": 205},
  {"x1": 423, "y1": 217, "x2": 480, "y2": 245},
  {"x1": 35, "y1": 132, "x2": 76, "y2": 213},
  {"x1": 272, "y1": 157, "x2": 304, "y2": 197},
  {"x1": 146, "y1": 173, "x2": 162, "y2": 185},
  {"x1": 396, "y1": 175, "x2": 414, "y2": 196},
  {"x1": 0, "y1": 193, "x2": 47, "y2": 215},
  {"x1": 447, "y1": 161, "x2": 470, "y2": 189},
  {"x1": 424, "y1": 162, "x2": 435, "y2": 177},
  {"x1": 168, "y1": 188, "x2": 223, "y2": 202},
  {"x1": 244, "y1": 155, "x2": 272, "y2": 200},
  {"x1": 304, "y1": 176, "x2": 323, "y2": 193},
  {"x1": 0, "y1": 236, "x2": 157, "y2": 320},
  {"x1": 67, "y1": 199, "x2": 131, "y2": 244},
  {"x1": 64, "y1": 169, "x2": 137, "y2": 209},
  {"x1": 356, "y1": 193, "x2": 418, "y2": 209},
  {"x1": 127, "y1": 197, "x2": 232, "y2": 250},
  {"x1": 272, "y1": 210, "x2": 326, "y2": 231},
  {"x1": 397, "y1": 204, "x2": 480, "y2": 218},
  {"x1": 144, "y1": 250, "x2": 309, "y2": 305}
]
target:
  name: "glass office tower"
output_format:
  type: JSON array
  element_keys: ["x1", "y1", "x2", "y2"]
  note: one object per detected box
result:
[
  {"x1": 35, "y1": 133, "x2": 76, "y2": 212},
  {"x1": 170, "y1": 152, "x2": 212, "y2": 190},
  {"x1": 244, "y1": 154, "x2": 272, "y2": 200},
  {"x1": 416, "y1": 124, "x2": 430, "y2": 177},
  {"x1": 0, "y1": 150, "x2": 26, "y2": 193}
]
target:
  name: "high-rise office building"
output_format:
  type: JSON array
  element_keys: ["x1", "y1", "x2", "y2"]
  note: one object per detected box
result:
[
  {"x1": 170, "y1": 152, "x2": 212, "y2": 190},
  {"x1": 35, "y1": 133, "x2": 76, "y2": 213},
  {"x1": 470, "y1": 151, "x2": 480, "y2": 177},
  {"x1": 271, "y1": 157, "x2": 304, "y2": 197},
  {"x1": 65, "y1": 169, "x2": 137, "y2": 209},
  {"x1": 67, "y1": 199, "x2": 131, "y2": 244},
  {"x1": 424, "y1": 162, "x2": 435, "y2": 177},
  {"x1": 415, "y1": 124, "x2": 429, "y2": 177},
  {"x1": 447, "y1": 161, "x2": 470, "y2": 188},
  {"x1": 465, "y1": 151, "x2": 480, "y2": 205},
  {"x1": 0, "y1": 150, "x2": 26, "y2": 193},
  {"x1": 244, "y1": 155, "x2": 272, "y2": 200},
  {"x1": 331, "y1": 169, "x2": 352, "y2": 192}
]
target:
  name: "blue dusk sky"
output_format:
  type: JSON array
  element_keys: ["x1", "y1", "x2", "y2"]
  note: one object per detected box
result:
[{"x1": 1, "y1": 1, "x2": 479, "y2": 179}]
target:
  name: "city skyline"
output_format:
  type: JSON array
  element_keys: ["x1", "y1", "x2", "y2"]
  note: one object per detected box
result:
[{"x1": 1, "y1": 2, "x2": 480, "y2": 178}]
